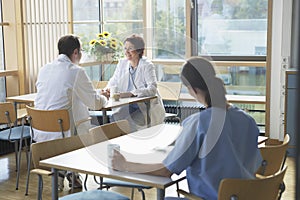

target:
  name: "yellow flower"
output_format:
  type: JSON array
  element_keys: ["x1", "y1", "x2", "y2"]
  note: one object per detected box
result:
[
  {"x1": 97, "y1": 33, "x2": 104, "y2": 38},
  {"x1": 103, "y1": 31, "x2": 110, "y2": 38},
  {"x1": 99, "y1": 40, "x2": 107, "y2": 46},
  {"x1": 89, "y1": 39, "x2": 97, "y2": 46},
  {"x1": 110, "y1": 42, "x2": 117, "y2": 50},
  {"x1": 86, "y1": 31, "x2": 124, "y2": 61}
]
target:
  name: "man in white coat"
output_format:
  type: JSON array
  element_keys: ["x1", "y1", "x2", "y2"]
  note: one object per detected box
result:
[{"x1": 34, "y1": 34, "x2": 107, "y2": 189}]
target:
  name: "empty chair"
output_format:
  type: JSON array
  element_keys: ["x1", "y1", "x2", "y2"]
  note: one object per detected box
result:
[
  {"x1": 157, "y1": 81, "x2": 182, "y2": 123},
  {"x1": 25, "y1": 106, "x2": 72, "y2": 196},
  {"x1": 30, "y1": 135, "x2": 129, "y2": 200},
  {"x1": 177, "y1": 166, "x2": 287, "y2": 200},
  {"x1": 0, "y1": 102, "x2": 31, "y2": 190},
  {"x1": 92, "y1": 80, "x2": 108, "y2": 89},
  {"x1": 89, "y1": 120, "x2": 152, "y2": 200},
  {"x1": 256, "y1": 134, "x2": 290, "y2": 176}
]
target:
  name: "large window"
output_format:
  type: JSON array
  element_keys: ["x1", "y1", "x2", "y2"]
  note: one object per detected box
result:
[
  {"x1": 197, "y1": 0, "x2": 268, "y2": 58},
  {"x1": 193, "y1": 0, "x2": 268, "y2": 97},
  {"x1": 152, "y1": 0, "x2": 186, "y2": 59},
  {"x1": 73, "y1": 0, "x2": 143, "y2": 81}
]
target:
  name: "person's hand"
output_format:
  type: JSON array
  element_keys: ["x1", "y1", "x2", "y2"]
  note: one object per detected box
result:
[
  {"x1": 120, "y1": 92, "x2": 135, "y2": 98},
  {"x1": 111, "y1": 149, "x2": 127, "y2": 171},
  {"x1": 101, "y1": 89, "x2": 110, "y2": 99}
]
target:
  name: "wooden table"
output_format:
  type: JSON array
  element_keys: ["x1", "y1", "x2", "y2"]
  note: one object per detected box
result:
[
  {"x1": 6, "y1": 93, "x2": 157, "y2": 126},
  {"x1": 6, "y1": 93, "x2": 36, "y2": 105},
  {"x1": 99, "y1": 96, "x2": 157, "y2": 125},
  {"x1": 40, "y1": 124, "x2": 185, "y2": 200}
]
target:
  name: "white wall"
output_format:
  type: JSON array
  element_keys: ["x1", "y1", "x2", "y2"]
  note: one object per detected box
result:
[{"x1": 269, "y1": 0, "x2": 293, "y2": 140}]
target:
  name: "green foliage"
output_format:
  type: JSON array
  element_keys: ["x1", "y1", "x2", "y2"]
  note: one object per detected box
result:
[{"x1": 232, "y1": 0, "x2": 268, "y2": 19}]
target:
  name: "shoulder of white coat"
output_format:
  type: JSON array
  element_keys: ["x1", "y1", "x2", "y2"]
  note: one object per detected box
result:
[{"x1": 140, "y1": 57, "x2": 153, "y2": 65}]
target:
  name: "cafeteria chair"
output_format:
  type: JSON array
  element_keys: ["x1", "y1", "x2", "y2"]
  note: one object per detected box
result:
[
  {"x1": 256, "y1": 134, "x2": 290, "y2": 176},
  {"x1": 157, "y1": 81, "x2": 182, "y2": 124},
  {"x1": 25, "y1": 106, "x2": 71, "y2": 196},
  {"x1": 256, "y1": 133, "x2": 290, "y2": 199},
  {"x1": 88, "y1": 120, "x2": 152, "y2": 200},
  {"x1": 92, "y1": 80, "x2": 109, "y2": 89},
  {"x1": 30, "y1": 135, "x2": 129, "y2": 200},
  {"x1": 176, "y1": 166, "x2": 287, "y2": 200},
  {"x1": 0, "y1": 102, "x2": 31, "y2": 190}
]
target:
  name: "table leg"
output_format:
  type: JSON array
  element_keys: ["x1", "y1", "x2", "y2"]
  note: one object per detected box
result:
[
  {"x1": 51, "y1": 168, "x2": 58, "y2": 200},
  {"x1": 156, "y1": 188, "x2": 165, "y2": 200},
  {"x1": 102, "y1": 110, "x2": 108, "y2": 124},
  {"x1": 145, "y1": 100, "x2": 150, "y2": 127},
  {"x1": 13, "y1": 102, "x2": 18, "y2": 126}
]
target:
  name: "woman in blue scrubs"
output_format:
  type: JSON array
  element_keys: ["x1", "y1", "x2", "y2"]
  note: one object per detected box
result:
[{"x1": 111, "y1": 57, "x2": 262, "y2": 200}]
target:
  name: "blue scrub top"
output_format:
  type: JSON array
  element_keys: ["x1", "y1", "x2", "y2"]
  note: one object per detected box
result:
[{"x1": 163, "y1": 106, "x2": 262, "y2": 200}]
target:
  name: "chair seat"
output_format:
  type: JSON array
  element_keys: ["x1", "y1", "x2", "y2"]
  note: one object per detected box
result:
[
  {"x1": 0, "y1": 126, "x2": 31, "y2": 141},
  {"x1": 103, "y1": 178, "x2": 152, "y2": 189},
  {"x1": 59, "y1": 189, "x2": 130, "y2": 200}
]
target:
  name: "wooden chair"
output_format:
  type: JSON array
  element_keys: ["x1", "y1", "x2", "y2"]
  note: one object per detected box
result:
[
  {"x1": 30, "y1": 135, "x2": 129, "y2": 200},
  {"x1": 25, "y1": 105, "x2": 71, "y2": 196},
  {"x1": 157, "y1": 82, "x2": 182, "y2": 123},
  {"x1": 89, "y1": 120, "x2": 152, "y2": 200},
  {"x1": 92, "y1": 80, "x2": 108, "y2": 89},
  {"x1": 0, "y1": 102, "x2": 31, "y2": 190},
  {"x1": 256, "y1": 134, "x2": 290, "y2": 176},
  {"x1": 177, "y1": 166, "x2": 287, "y2": 200}
]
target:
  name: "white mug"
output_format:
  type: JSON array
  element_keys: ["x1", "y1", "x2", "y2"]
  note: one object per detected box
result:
[
  {"x1": 110, "y1": 86, "x2": 118, "y2": 98},
  {"x1": 107, "y1": 144, "x2": 120, "y2": 158},
  {"x1": 107, "y1": 144, "x2": 120, "y2": 168}
]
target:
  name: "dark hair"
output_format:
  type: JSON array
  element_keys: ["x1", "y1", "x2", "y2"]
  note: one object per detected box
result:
[
  {"x1": 58, "y1": 35, "x2": 81, "y2": 58},
  {"x1": 124, "y1": 34, "x2": 145, "y2": 58},
  {"x1": 180, "y1": 57, "x2": 227, "y2": 108}
]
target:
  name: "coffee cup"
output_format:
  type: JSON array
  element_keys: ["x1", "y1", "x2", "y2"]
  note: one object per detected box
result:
[
  {"x1": 107, "y1": 144, "x2": 120, "y2": 168},
  {"x1": 107, "y1": 144, "x2": 120, "y2": 158},
  {"x1": 110, "y1": 86, "x2": 118, "y2": 98},
  {"x1": 112, "y1": 93, "x2": 120, "y2": 101}
]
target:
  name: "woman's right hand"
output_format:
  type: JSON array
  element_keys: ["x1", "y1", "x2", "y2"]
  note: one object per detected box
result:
[{"x1": 120, "y1": 92, "x2": 135, "y2": 98}]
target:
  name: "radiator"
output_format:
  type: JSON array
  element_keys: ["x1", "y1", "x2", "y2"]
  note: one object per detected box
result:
[
  {"x1": 164, "y1": 104, "x2": 204, "y2": 123},
  {"x1": 0, "y1": 140, "x2": 15, "y2": 155}
]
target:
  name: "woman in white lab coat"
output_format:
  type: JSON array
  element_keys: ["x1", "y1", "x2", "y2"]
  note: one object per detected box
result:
[{"x1": 105, "y1": 34, "x2": 165, "y2": 131}]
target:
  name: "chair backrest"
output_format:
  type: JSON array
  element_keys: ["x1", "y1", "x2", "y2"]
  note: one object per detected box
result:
[
  {"x1": 219, "y1": 166, "x2": 287, "y2": 200},
  {"x1": 256, "y1": 134, "x2": 290, "y2": 176},
  {"x1": 0, "y1": 102, "x2": 17, "y2": 124},
  {"x1": 31, "y1": 136, "x2": 84, "y2": 170},
  {"x1": 26, "y1": 105, "x2": 70, "y2": 132},
  {"x1": 157, "y1": 82, "x2": 182, "y2": 101},
  {"x1": 92, "y1": 81, "x2": 108, "y2": 89},
  {"x1": 31, "y1": 122, "x2": 124, "y2": 170},
  {"x1": 89, "y1": 120, "x2": 130, "y2": 142}
]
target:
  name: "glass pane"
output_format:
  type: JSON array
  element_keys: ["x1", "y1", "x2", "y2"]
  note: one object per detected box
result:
[
  {"x1": 73, "y1": 24, "x2": 100, "y2": 54},
  {"x1": 103, "y1": 23, "x2": 144, "y2": 40},
  {"x1": 83, "y1": 64, "x2": 117, "y2": 81},
  {"x1": 216, "y1": 66, "x2": 266, "y2": 96},
  {"x1": 197, "y1": 0, "x2": 268, "y2": 56},
  {"x1": 103, "y1": 0, "x2": 142, "y2": 20},
  {"x1": 152, "y1": 0, "x2": 186, "y2": 59},
  {"x1": 73, "y1": 0, "x2": 99, "y2": 21}
]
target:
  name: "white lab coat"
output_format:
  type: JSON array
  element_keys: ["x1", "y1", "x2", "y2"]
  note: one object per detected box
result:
[
  {"x1": 106, "y1": 57, "x2": 165, "y2": 128},
  {"x1": 33, "y1": 54, "x2": 107, "y2": 142}
]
